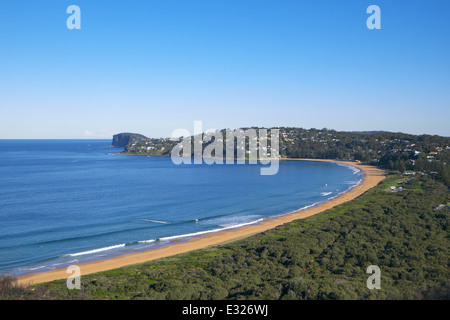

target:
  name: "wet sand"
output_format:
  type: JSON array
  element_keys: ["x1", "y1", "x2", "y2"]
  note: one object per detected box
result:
[{"x1": 17, "y1": 159, "x2": 386, "y2": 285}]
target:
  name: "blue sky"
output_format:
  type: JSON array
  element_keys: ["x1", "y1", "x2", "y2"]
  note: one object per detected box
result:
[{"x1": 0, "y1": 0, "x2": 449, "y2": 138}]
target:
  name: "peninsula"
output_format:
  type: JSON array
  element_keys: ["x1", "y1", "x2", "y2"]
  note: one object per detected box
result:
[{"x1": 111, "y1": 128, "x2": 450, "y2": 185}]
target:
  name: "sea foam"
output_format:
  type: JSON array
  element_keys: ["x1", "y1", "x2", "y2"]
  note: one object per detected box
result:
[{"x1": 65, "y1": 244, "x2": 126, "y2": 257}]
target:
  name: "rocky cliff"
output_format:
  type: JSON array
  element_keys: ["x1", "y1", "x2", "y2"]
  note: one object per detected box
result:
[{"x1": 112, "y1": 133, "x2": 148, "y2": 148}]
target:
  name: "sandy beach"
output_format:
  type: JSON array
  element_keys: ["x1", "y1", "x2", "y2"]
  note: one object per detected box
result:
[{"x1": 17, "y1": 159, "x2": 386, "y2": 286}]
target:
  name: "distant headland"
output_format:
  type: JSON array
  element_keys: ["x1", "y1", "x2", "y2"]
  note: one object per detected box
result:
[
  {"x1": 110, "y1": 128, "x2": 449, "y2": 186},
  {"x1": 112, "y1": 133, "x2": 149, "y2": 148}
]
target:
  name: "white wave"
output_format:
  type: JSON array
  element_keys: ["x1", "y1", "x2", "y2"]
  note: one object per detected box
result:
[
  {"x1": 337, "y1": 178, "x2": 363, "y2": 196},
  {"x1": 219, "y1": 218, "x2": 264, "y2": 229},
  {"x1": 294, "y1": 202, "x2": 319, "y2": 212},
  {"x1": 137, "y1": 239, "x2": 156, "y2": 244},
  {"x1": 50, "y1": 259, "x2": 79, "y2": 267},
  {"x1": 17, "y1": 265, "x2": 47, "y2": 272},
  {"x1": 336, "y1": 162, "x2": 362, "y2": 174},
  {"x1": 214, "y1": 215, "x2": 262, "y2": 228},
  {"x1": 159, "y1": 229, "x2": 223, "y2": 242},
  {"x1": 142, "y1": 219, "x2": 171, "y2": 224},
  {"x1": 159, "y1": 218, "x2": 264, "y2": 242},
  {"x1": 321, "y1": 192, "x2": 333, "y2": 196},
  {"x1": 65, "y1": 244, "x2": 126, "y2": 257}
]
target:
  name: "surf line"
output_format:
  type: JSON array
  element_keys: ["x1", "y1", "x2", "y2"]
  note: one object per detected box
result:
[{"x1": 142, "y1": 219, "x2": 171, "y2": 224}]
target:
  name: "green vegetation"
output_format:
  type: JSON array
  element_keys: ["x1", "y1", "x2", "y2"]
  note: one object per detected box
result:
[
  {"x1": 3, "y1": 174, "x2": 448, "y2": 300},
  {"x1": 112, "y1": 132, "x2": 149, "y2": 148},
  {"x1": 115, "y1": 128, "x2": 450, "y2": 186}
]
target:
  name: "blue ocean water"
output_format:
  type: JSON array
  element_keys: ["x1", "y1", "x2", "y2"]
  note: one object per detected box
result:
[{"x1": 0, "y1": 140, "x2": 363, "y2": 276}]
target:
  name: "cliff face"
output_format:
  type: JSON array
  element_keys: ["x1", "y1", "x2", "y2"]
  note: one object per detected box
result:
[{"x1": 112, "y1": 133, "x2": 148, "y2": 148}]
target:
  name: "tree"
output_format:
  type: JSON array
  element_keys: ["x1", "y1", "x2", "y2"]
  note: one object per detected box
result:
[
  {"x1": 395, "y1": 158, "x2": 406, "y2": 173},
  {"x1": 388, "y1": 160, "x2": 395, "y2": 170}
]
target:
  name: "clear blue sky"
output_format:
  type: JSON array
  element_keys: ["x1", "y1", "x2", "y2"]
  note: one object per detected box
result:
[{"x1": 0, "y1": 0, "x2": 449, "y2": 138}]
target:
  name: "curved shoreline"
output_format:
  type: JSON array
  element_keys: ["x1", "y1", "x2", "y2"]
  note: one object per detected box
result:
[{"x1": 17, "y1": 159, "x2": 386, "y2": 286}]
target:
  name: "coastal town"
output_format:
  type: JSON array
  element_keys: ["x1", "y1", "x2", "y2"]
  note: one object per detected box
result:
[{"x1": 113, "y1": 128, "x2": 450, "y2": 185}]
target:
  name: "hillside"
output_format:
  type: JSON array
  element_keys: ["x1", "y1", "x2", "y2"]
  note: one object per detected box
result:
[
  {"x1": 112, "y1": 133, "x2": 149, "y2": 148},
  {"x1": 113, "y1": 128, "x2": 450, "y2": 186}
]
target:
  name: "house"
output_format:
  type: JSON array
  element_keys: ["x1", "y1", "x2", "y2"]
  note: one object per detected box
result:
[{"x1": 389, "y1": 186, "x2": 403, "y2": 193}]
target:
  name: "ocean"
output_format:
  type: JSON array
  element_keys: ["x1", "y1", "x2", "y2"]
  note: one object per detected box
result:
[{"x1": 0, "y1": 140, "x2": 364, "y2": 276}]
